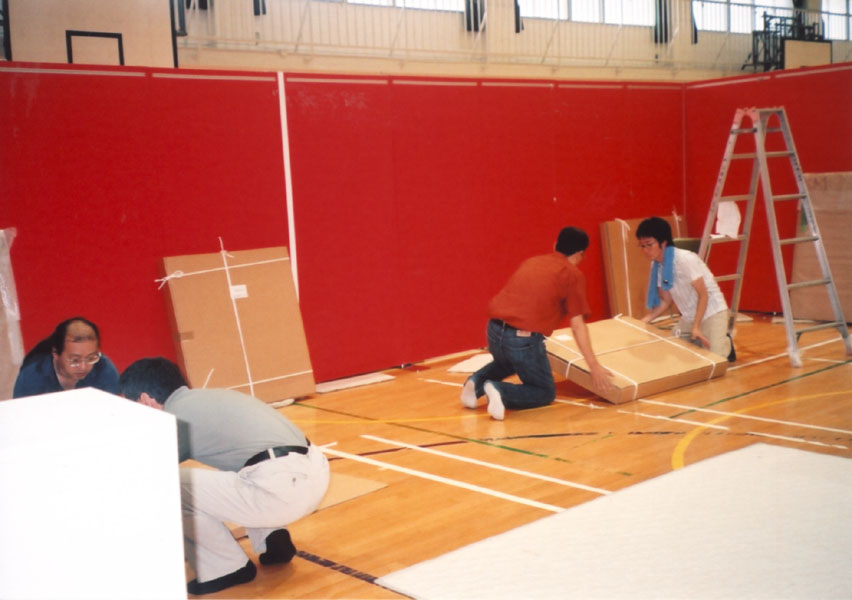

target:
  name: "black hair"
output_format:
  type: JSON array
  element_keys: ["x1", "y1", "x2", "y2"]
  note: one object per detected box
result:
[
  {"x1": 120, "y1": 357, "x2": 188, "y2": 405},
  {"x1": 555, "y1": 227, "x2": 589, "y2": 256},
  {"x1": 636, "y1": 216, "x2": 674, "y2": 247},
  {"x1": 22, "y1": 317, "x2": 101, "y2": 367}
]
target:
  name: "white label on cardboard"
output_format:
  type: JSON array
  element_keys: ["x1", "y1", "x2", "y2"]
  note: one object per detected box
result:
[
  {"x1": 554, "y1": 333, "x2": 573, "y2": 341},
  {"x1": 230, "y1": 284, "x2": 248, "y2": 300}
]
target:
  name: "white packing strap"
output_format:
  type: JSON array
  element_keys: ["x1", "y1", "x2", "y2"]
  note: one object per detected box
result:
[
  {"x1": 545, "y1": 335, "x2": 583, "y2": 377},
  {"x1": 671, "y1": 209, "x2": 683, "y2": 238},
  {"x1": 594, "y1": 336, "x2": 667, "y2": 358},
  {"x1": 218, "y1": 237, "x2": 257, "y2": 396},
  {"x1": 613, "y1": 368, "x2": 640, "y2": 401},
  {"x1": 202, "y1": 368, "x2": 215, "y2": 389},
  {"x1": 155, "y1": 256, "x2": 289, "y2": 290},
  {"x1": 614, "y1": 218, "x2": 632, "y2": 316},
  {"x1": 614, "y1": 315, "x2": 717, "y2": 379},
  {"x1": 226, "y1": 369, "x2": 313, "y2": 390},
  {"x1": 546, "y1": 333, "x2": 638, "y2": 400}
]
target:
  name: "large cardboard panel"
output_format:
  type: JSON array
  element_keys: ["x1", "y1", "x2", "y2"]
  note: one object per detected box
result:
[
  {"x1": 791, "y1": 173, "x2": 852, "y2": 323},
  {"x1": 161, "y1": 246, "x2": 315, "y2": 403},
  {"x1": 600, "y1": 215, "x2": 682, "y2": 318},
  {"x1": 546, "y1": 316, "x2": 727, "y2": 404}
]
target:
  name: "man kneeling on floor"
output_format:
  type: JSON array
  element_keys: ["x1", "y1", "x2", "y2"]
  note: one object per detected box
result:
[
  {"x1": 120, "y1": 357, "x2": 330, "y2": 595},
  {"x1": 462, "y1": 226, "x2": 614, "y2": 420}
]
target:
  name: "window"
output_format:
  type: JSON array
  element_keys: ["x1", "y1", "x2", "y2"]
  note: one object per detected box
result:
[
  {"x1": 693, "y1": 0, "x2": 794, "y2": 34},
  {"x1": 603, "y1": 0, "x2": 655, "y2": 26},
  {"x1": 348, "y1": 0, "x2": 464, "y2": 9},
  {"x1": 517, "y1": 0, "x2": 654, "y2": 24},
  {"x1": 517, "y1": 0, "x2": 566, "y2": 20},
  {"x1": 823, "y1": 0, "x2": 851, "y2": 40}
]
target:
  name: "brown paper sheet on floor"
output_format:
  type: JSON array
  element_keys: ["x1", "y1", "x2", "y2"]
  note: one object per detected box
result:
[{"x1": 227, "y1": 472, "x2": 387, "y2": 539}]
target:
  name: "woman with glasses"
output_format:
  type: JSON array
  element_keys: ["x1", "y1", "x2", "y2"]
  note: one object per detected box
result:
[{"x1": 12, "y1": 316, "x2": 120, "y2": 398}]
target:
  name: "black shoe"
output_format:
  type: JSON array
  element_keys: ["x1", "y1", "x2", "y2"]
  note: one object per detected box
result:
[
  {"x1": 259, "y1": 528, "x2": 297, "y2": 565},
  {"x1": 727, "y1": 334, "x2": 737, "y2": 363},
  {"x1": 187, "y1": 559, "x2": 256, "y2": 595}
]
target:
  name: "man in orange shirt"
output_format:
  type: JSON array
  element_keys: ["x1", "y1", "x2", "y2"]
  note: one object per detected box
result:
[{"x1": 461, "y1": 227, "x2": 613, "y2": 420}]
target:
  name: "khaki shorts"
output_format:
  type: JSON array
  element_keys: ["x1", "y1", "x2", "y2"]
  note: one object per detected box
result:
[{"x1": 676, "y1": 310, "x2": 731, "y2": 359}]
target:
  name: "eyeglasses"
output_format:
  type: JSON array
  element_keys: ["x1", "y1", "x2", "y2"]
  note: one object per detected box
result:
[{"x1": 66, "y1": 352, "x2": 102, "y2": 368}]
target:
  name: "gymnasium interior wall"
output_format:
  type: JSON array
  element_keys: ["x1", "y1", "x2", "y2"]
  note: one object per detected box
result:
[{"x1": 1, "y1": 62, "x2": 849, "y2": 383}]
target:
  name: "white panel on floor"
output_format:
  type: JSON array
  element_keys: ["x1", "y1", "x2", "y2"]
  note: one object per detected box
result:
[
  {"x1": 377, "y1": 443, "x2": 852, "y2": 599},
  {"x1": 0, "y1": 388, "x2": 186, "y2": 599}
]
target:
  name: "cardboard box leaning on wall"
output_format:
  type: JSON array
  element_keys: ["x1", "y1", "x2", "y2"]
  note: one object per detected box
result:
[{"x1": 160, "y1": 246, "x2": 315, "y2": 404}]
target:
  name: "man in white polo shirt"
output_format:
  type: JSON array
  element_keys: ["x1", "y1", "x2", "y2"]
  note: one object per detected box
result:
[{"x1": 636, "y1": 216, "x2": 735, "y2": 361}]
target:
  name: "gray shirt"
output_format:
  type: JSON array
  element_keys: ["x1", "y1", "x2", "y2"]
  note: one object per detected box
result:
[{"x1": 164, "y1": 386, "x2": 308, "y2": 471}]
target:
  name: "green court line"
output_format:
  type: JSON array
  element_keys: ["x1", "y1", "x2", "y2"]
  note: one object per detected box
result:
[
  {"x1": 292, "y1": 402, "x2": 635, "y2": 478},
  {"x1": 671, "y1": 359, "x2": 851, "y2": 419}
]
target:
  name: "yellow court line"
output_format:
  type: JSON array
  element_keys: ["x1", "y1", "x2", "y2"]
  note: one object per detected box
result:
[
  {"x1": 671, "y1": 389, "x2": 852, "y2": 470},
  {"x1": 290, "y1": 413, "x2": 490, "y2": 426}
]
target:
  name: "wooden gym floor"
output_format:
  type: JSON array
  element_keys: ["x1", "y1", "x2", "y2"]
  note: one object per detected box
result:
[{"x1": 190, "y1": 312, "x2": 852, "y2": 599}]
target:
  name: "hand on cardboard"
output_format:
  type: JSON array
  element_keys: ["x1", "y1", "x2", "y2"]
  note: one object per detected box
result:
[{"x1": 589, "y1": 361, "x2": 616, "y2": 395}]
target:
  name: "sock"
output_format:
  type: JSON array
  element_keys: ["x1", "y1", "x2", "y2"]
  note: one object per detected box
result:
[
  {"x1": 187, "y1": 559, "x2": 256, "y2": 595},
  {"x1": 259, "y1": 529, "x2": 297, "y2": 565}
]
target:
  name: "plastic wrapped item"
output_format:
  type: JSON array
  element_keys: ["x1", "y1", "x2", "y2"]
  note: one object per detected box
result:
[{"x1": 1, "y1": 228, "x2": 24, "y2": 400}]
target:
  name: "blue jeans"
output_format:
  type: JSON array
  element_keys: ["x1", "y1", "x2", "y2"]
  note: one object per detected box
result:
[{"x1": 470, "y1": 319, "x2": 556, "y2": 410}]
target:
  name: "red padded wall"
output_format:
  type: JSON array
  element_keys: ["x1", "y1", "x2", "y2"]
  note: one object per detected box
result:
[
  {"x1": 283, "y1": 76, "x2": 401, "y2": 378},
  {"x1": 286, "y1": 76, "x2": 687, "y2": 380},
  {"x1": 1, "y1": 64, "x2": 288, "y2": 373}
]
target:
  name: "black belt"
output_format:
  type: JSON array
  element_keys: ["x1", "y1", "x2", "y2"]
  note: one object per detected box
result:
[
  {"x1": 491, "y1": 319, "x2": 534, "y2": 336},
  {"x1": 244, "y1": 441, "x2": 310, "y2": 467}
]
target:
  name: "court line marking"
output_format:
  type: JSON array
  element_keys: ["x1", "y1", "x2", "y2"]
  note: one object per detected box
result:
[
  {"x1": 641, "y1": 393, "x2": 852, "y2": 435},
  {"x1": 554, "y1": 398, "x2": 607, "y2": 409},
  {"x1": 420, "y1": 378, "x2": 463, "y2": 387},
  {"x1": 670, "y1": 392, "x2": 852, "y2": 469},
  {"x1": 745, "y1": 430, "x2": 848, "y2": 450},
  {"x1": 319, "y1": 445, "x2": 565, "y2": 513},
  {"x1": 418, "y1": 378, "x2": 605, "y2": 409},
  {"x1": 298, "y1": 404, "x2": 635, "y2": 479},
  {"x1": 362, "y1": 434, "x2": 611, "y2": 495},
  {"x1": 728, "y1": 335, "x2": 848, "y2": 370},
  {"x1": 617, "y1": 410, "x2": 730, "y2": 431},
  {"x1": 622, "y1": 410, "x2": 848, "y2": 451},
  {"x1": 290, "y1": 414, "x2": 488, "y2": 425}
]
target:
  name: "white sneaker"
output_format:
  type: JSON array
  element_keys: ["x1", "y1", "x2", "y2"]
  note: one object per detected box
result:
[
  {"x1": 461, "y1": 378, "x2": 479, "y2": 409},
  {"x1": 484, "y1": 381, "x2": 505, "y2": 421}
]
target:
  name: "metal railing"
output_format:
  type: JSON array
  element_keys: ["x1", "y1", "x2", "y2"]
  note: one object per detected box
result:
[{"x1": 177, "y1": 0, "x2": 852, "y2": 73}]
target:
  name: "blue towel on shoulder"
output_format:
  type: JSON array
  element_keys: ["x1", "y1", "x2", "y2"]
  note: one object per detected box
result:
[{"x1": 646, "y1": 245, "x2": 675, "y2": 308}]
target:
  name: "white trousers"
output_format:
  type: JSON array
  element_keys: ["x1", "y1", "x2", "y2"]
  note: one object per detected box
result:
[{"x1": 180, "y1": 444, "x2": 330, "y2": 582}]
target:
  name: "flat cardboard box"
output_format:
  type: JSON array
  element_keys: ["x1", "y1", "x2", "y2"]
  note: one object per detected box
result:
[
  {"x1": 600, "y1": 215, "x2": 681, "y2": 318},
  {"x1": 161, "y1": 246, "x2": 315, "y2": 403},
  {"x1": 791, "y1": 172, "x2": 852, "y2": 323},
  {"x1": 546, "y1": 316, "x2": 727, "y2": 404}
]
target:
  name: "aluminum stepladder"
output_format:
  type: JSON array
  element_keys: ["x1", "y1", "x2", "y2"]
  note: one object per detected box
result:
[{"x1": 697, "y1": 107, "x2": 852, "y2": 367}]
